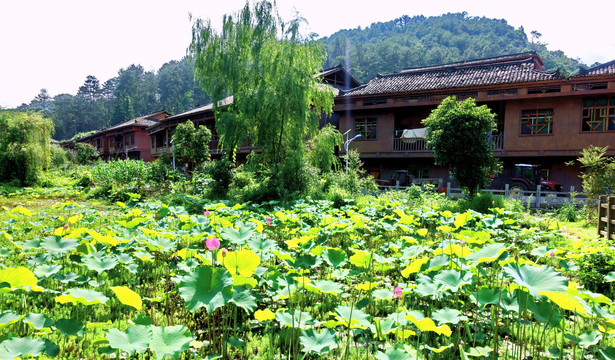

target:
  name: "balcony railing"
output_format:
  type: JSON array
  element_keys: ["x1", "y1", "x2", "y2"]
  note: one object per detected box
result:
[{"x1": 393, "y1": 134, "x2": 504, "y2": 152}]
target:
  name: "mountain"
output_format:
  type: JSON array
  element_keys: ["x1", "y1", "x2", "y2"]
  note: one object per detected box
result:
[{"x1": 320, "y1": 12, "x2": 583, "y2": 83}]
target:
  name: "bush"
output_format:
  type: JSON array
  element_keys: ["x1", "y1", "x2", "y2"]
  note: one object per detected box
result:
[
  {"x1": 458, "y1": 191, "x2": 506, "y2": 214},
  {"x1": 577, "y1": 251, "x2": 615, "y2": 296},
  {"x1": 554, "y1": 195, "x2": 581, "y2": 222},
  {"x1": 50, "y1": 144, "x2": 69, "y2": 168},
  {"x1": 202, "y1": 159, "x2": 234, "y2": 199},
  {"x1": 73, "y1": 143, "x2": 99, "y2": 165}
]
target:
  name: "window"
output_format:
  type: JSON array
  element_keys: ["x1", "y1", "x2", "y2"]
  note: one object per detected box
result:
[
  {"x1": 582, "y1": 97, "x2": 615, "y2": 132},
  {"x1": 521, "y1": 109, "x2": 553, "y2": 135},
  {"x1": 355, "y1": 117, "x2": 377, "y2": 140}
]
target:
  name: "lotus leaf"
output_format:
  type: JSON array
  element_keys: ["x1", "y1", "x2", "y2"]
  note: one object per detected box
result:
[
  {"x1": 404, "y1": 313, "x2": 452, "y2": 336},
  {"x1": 106, "y1": 325, "x2": 152, "y2": 355},
  {"x1": 311, "y1": 280, "x2": 343, "y2": 295},
  {"x1": 34, "y1": 263, "x2": 62, "y2": 278},
  {"x1": 322, "y1": 248, "x2": 347, "y2": 268},
  {"x1": 538, "y1": 291, "x2": 592, "y2": 316},
  {"x1": 40, "y1": 236, "x2": 80, "y2": 257},
  {"x1": 149, "y1": 325, "x2": 192, "y2": 360},
  {"x1": 111, "y1": 286, "x2": 142, "y2": 310},
  {"x1": 178, "y1": 266, "x2": 233, "y2": 313},
  {"x1": 349, "y1": 250, "x2": 372, "y2": 268},
  {"x1": 55, "y1": 288, "x2": 109, "y2": 306},
  {"x1": 401, "y1": 257, "x2": 429, "y2": 278},
  {"x1": 300, "y1": 328, "x2": 337, "y2": 355},
  {"x1": 54, "y1": 318, "x2": 85, "y2": 336},
  {"x1": 82, "y1": 251, "x2": 118, "y2": 274},
  {"x1": 466, "y1": 243, "x2": 508, "y2": 265},
  {"x1": 22, "y1": 313, "x2": 54, "y2": 330},
  {"x1": 218, "y1": 248, "x2": 260, "y2": 277},
  {"x1": 597, "y1": 347, "x2": 615, "y2": 360},
  {"x1": 275, "y1": 310, "x2": 314, "y2": 328},
  {"x1": 433, "y1": 270, "x2": 473, "y2": 292},
  {"x1": 374, "y1": 344, "x2": 418, "y2": 360},
  {"x1": 335, "y1": 305, "x2": 371, "y2": 329},
  {"x1": 504, "y1": 264, "x2": 568, "y2": 297},
  {"x1": 254, "y1": 309, "x2": 275, "y2": 322},
  {"x1": 0, "y1": 337, "x2": 58, "y2": 359},
  {"x1": 0, "y1": 266, "x2": 42, "y2": 293},
  {"x1": 528, "y1": 297, "x2": 562, "y2": 327},
  {"x1": 231, "y1": 286, "x2": 257, "y2": 313},
  {"x1": 432, "y1": 307, "x2": 468, "y2": 324},
  {"x1": 221, "y1": 224, "x2": 254, "y2": 246},
  {"x1": 0, "y1": 311, "x2": 20, "y2": 328}
]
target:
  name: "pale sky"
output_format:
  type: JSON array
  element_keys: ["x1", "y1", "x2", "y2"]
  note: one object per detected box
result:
[{"x1": 1, "y1": 0, "x2": 614, "y2": 109}]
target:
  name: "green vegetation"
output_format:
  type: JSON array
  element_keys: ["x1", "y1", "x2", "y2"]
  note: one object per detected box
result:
[
  {"x1": 0, "y1": 110, "x2": 53, "y2": 186},
  {"x1": 322, "y1": 13, "x2": 583, "y2": 83},
  {"x1": 423, "y1": 96, "x2": 501, "y2": 196},
  {"x1": 170, "y1": 120, "x2": 212, "y2": 170},
  {"x1": 0, "y1": 180, "x2": 610, "y2": 360}
]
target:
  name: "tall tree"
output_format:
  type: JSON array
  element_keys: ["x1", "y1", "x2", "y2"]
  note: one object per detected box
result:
[
  {"x1": 422, "y1": 96, "x2": 501, "y2": 196},
  {"x1": 190, "y1": 0, "x2": 334, "y2": 166}
]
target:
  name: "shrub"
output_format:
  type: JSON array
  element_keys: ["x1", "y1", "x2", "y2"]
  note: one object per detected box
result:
[
  {"x1": 73, "y1": 143, "x2": 99, "y2": 164},
  {"x1": 577, "y1": 251, "x2": 615, "y2": 296},
  {"x1": 50, "y1": 144, "x2": 69, "y2": 168},
  {"x1": 458, "y1": 191, "x2": 506, "y2": 214}
]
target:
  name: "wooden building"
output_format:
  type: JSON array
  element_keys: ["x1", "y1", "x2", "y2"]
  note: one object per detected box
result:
[
  {"x1": 146, "y1": 67, "x2": 360, "y2": 160},
  {"x1": 335, "y1": 52, "x2": 615, "y2": 190},
  {"x1": 76, "y1": 111, "x2": 169, "y2": 161}
]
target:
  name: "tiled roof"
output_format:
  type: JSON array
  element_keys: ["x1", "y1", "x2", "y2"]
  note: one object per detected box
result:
[
  {"x1": 343, "y1": 52, "x2": 557, "y2": 97},
  {"x1": 164, "y1": 96, "x2": 233, "y2": 120},
  {"x1": 576, "y1": 60, "x2": 615, "y2": 77}
]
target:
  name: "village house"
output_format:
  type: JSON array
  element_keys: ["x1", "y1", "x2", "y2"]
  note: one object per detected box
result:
[
  {"x1": 335, "y1": 52, "x2": 615, "y2": 191},
  {"x1": 146, "y1": 67, "x2": 360, "y2": 161},
  {"x1": 75, "y1": 111, "x2": 169, "y2": 161}
]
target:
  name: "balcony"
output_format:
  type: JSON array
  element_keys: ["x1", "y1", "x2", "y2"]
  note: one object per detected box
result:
[{"x1": 392, "y1": 134, "x2": 504, "y2": 152}]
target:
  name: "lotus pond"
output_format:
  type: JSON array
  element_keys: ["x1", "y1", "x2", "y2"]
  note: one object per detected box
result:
[{"x1": 1, "y1": 194, "x2": 614, "y2": 360}]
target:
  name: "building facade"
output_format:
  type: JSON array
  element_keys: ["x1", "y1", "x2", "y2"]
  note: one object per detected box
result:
[{"x1": 335, "y1": 52, "x2": 615, "y2": 190}]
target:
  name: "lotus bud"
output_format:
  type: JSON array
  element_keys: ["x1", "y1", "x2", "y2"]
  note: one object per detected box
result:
[
  {"x1": 221, "y1": 248, "x2": 227, "y2": 257},
  {"x1": 460, "y1": 239, "x2": 466, "y2": 247},
  {"x1": 205, "y1": 237, "x2": 220, "y2": 250},
  {"x1": 548, "y1": 249, "x2": 555, "y2": 258},
  {"x1": 63, "y1": 224, "x2": 69, "y2": 230},
  {"x1": 266, "y1": 216, "x2": 272, "y2": 226},
  {"x1": 393, "y1": 285, "x2": 403, "y2": 300},
  {"x1": 460, "y1": 340, "x2": 465, "y2": 345},
  {"x1": 203, "y1": 210, "x2": 210, "y2": 216}
]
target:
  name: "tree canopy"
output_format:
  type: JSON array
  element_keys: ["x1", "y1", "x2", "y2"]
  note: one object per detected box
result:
[
  {"x1": 422, "y1": 96, "x2": 501, "y2": 196},
  {"x1": 189, "y1": 0, "x2": 334, "y2": 166}
]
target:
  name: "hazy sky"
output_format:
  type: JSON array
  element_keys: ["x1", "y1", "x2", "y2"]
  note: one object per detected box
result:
[{"x1": 1, "y1": 0, "x2": 614, "y2": 109}]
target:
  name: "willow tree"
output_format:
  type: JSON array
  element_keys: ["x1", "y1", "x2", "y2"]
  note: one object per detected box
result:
[
  {"x1": 189, "y1": 1, "x2": 334, "y2": 168},
  {"x1": 0, "y1": 111, "x2": 53, "y2": 185}
]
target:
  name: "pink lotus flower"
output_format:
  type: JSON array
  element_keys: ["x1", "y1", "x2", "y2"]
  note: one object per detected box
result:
[
  {"x1": 548, "y1": 250, "x2": 555, "y2": 257},
  {"x1": 266, "y1": 217, "x2": 272, "y2": 226},
  {"x1": 205, "y1": 237, "x2": 220, "y2": 250},
  {"x1": 203, "y1": 211, "x2": 210, "y2": 216},
  {"x1": 393, "y1": 286, "x2": 403, "y2": 300},
  {"x1": 63, "y1": 224, "x2": 69, "y2": 230}
]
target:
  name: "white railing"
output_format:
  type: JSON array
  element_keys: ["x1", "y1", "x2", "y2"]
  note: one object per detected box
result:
[{"x1": 393, "y1": 134, "x2": 504, "y2": 152}]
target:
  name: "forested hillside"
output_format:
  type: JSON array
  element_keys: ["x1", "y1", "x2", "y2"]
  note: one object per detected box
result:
[
  {"x1": 16, "y1": 12, "x2": 587, "y2": 141},
  {"x1": 321, "y1": 13, "x2": 584, "y2": 83},
  {"x1": 20, "y1": 57, "x2": 209, "y2": 141}
]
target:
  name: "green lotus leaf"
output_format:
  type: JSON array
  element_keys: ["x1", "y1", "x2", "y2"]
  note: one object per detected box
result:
[
  {"x1": 178, "y1": 266, "x2": 233, "y2": 313},
  {"x1": 503, "y1": 264, "x2": 568, "y2": 297},
  {"x1": 33, "y1": 263, "x2": 63, "y2": 278},
  {"x1": 528, "y1": 297, "x2": 562, "y2": 327},
  {"x1": 40, "y1": 236, "x2": 79, "y2": 257},
  {"x1": 433, "y1": 270, "x2": 473, "y2": 292},
  {"x1": 538, "y1": 291, "x2": 592, "y2": 316},
  {"x1": 577, "y1": 331, "x2": 602, "y2": 348},
  {"x1": 311, "y1": 280, "x2": 343, "y2": 295},
  {"x1": 293, "y1": 254, "x2": 320, "y2": 270},
  {"x1": 481, "y1": 216, "x2": 503, "y2": 228},
  {"x1": 51, "y1": 272, "x2": 82, "y2": 283},
  {"x1": 227, "y1": 337, "x2": 245, "y2": 348},
  {"x1": 472, "y1": 287, "x2": 500, "y2": 308},
  {"x1": 247, "y1": 237, "x2": 277, "y2": 257},
  {"x1": 400, "y1": 246, "x2": 428, "y2": 261},
  {"x1": 597, "y1": 346, "x2": 615, "y2": 360},
  {"x1": 0, "y1": 266, "x2": 42, "y2": 293},
  {"x1": 106, "y1": 325, "x2": 152, "y2": 355},
  {"x1": 220, "y1": 248, "x2": 260, "y2": 277},
  {"x1": 0, "y1": 311, "x2": 20, "y2": 328},
  {"x1": 349, "y1": 250, "x2": 372, "y2": 269},
  {"x1": 322, "y1": 248, "x2": 347, "y2": 268},
  {"x1": 54, "y1": 318, "x2": 85, "y2": 336},
  {"x1": 81, "y1": 250, "x2": 118, "y2": 274},
  {"x1": 230, "y1": 286, "x2": 257, "y2": 313},
  {"x1": 530, "y1": 245, "x2": 555, "y2": 258},
  {"x1": 300, "y1": 328, "x2": 337, "y2": 355},
  {"x1": 275, "y1": 310, "x2": 314, "y2": 328},
  {"x1": 0, "y1": 248, "x2": 11, "y2": 258},
  {"x1": 20, "y1": 238, "x2": 42, "y2": 251},
  {"x1": 0, "y1": 337, "x2": 58, "y2": 359},
  {"x1": 605, "y1": 271, "x2": 615, "y2": 282},
  {"x1": 466, "y1": 243, "x2": 508, "y2": 265},
  {"x1": 372, "y1": 288, "x2": 394, "y2": 300},
  {"x1": 22, "y1": 313, "x2": 54, "y2": 330},
  {"x1": 133, "y1": 315, "x2": 154, "y2": 326},
  {"x1": 375, "y1": 344, "x2": 417, "y2": 360},
  {"x1": 463, "y1": 346, "x2": 492, "y2": 357},
  {"x1": 426, "y1": 255, "x2": 450, "y2": 272},
  {"x1": 221, "y1": 224, "x2": 254, "y2": 246},
  {"x1": 55, "y1": 288, "x2": 109, "y2": 306},
  {"x1": 432, "y1": 307, "x2": 468, "y2": 325},
  {"x1": 335, "y1": 305, "x2": 371, "y2": 329},
  {"x1": 149, "y1": 325, "x2": 192, "y2": 360}
]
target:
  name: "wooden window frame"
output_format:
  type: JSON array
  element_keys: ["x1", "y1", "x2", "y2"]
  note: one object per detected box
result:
[
  {"x1": 354, "y1": 117, "x2": 377, "y2": 140},
  {"x1": 520, "y1": 109, "x2": 553, "y2": 135},
  {"x1": 582, "y1": 97, "x2": 615, "y2": 132}
]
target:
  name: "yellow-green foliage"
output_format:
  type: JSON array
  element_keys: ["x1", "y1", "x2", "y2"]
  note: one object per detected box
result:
[{"x1": 0, "y1": 110, "x2": 53, "y2": 185}]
